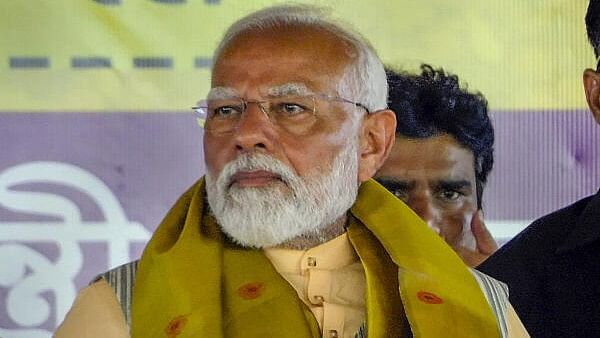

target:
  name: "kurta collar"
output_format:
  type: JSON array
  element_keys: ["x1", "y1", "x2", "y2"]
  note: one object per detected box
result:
[{"x1": 264, "y1": 233, "x2": 359, "y2": 274}]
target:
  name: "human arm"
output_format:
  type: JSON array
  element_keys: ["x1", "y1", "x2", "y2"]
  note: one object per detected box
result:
[{"x1": 54, "y1": 279, "x2": 129, "y2": 338}]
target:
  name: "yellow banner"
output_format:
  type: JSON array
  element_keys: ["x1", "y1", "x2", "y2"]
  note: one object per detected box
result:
[{"x1": 0, "y1": 0, "x2": 591, "y2": 111}]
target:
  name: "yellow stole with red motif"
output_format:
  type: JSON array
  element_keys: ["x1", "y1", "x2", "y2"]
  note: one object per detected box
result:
[{"x1": 131, "y1": 179, "x2": 500, "y2": 338}]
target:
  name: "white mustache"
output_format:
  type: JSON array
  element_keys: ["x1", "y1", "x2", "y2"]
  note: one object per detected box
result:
[{"x1": 217, "y1": 153, "x2": 299, "y2": 190}]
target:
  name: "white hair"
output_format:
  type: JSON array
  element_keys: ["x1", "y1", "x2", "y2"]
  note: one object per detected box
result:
[{"x1": 213, "y1": 4, "x2": 388, "y2": 115}]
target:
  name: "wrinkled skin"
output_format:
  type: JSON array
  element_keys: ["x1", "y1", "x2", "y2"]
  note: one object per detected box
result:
[
  {"x1": 375, "y1": 134, "x2": 497, "y2": 266},
  {"x1": 204, "y1": 25, "x2": 396, "y2": 248}
]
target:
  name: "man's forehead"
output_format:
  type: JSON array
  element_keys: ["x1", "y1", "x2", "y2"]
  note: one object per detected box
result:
[
  {"x1": 378, "y1": 174, "x2": 472, "y2": 185},
  {"x1": 377, "y1": 167, "x2": 472, "y2": 182},
  {"x1": 211, "y1": 26, "x2": 353, "y2": 89},
  {"x1": 391, "y1": 136, "x2": 474, "y2": 164},
  {"x1": 377, "y1": 135, "x2": 477, "y2": 181},
  {"x1": 206, "y1": 83, "x2": 315, "y2": 99}
]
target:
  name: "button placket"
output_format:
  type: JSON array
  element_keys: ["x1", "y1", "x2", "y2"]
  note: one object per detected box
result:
[
  {"x1": 322, "y1": 302, "x2": 345, "y2": 338},
  {"x1": 307, "y1": 269, "x2": 332, "y2": 305}
]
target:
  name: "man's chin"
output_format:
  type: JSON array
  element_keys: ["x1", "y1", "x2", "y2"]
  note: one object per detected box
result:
[{"x1": 220, "y1": 225, "x2": 302, "y2": 249}]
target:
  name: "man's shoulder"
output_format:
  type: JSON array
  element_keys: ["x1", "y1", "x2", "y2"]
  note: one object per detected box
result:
[
  {"x1": 96, "y1": 260, "x2": 139, "y2": 284},
  {"x1": 469, "y1": 269, "x2": 509, "y2": 306},
  {"x1": 55, "y1": 278, "x2": 130, "y2": 338},
  {"x1": 93, "y1": 260, "x2": 139, "y2": 326},
  {"x1": 469, "y1": 269, "x2": 512, "y2": 337},
  {"x1": 527, "y1": 194, "x2": 596, "y2": 234},
  {"x1": 490, "y1": 194, "x2": 595, "y2": 259}
]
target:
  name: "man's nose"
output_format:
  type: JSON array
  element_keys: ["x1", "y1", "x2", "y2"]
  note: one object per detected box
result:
[
  {"x1": 409, "y1": 198, "x2": 442, "y2": 234},
  {"x1": 233, "y1": 103, "x2": 276, "y2": 152}
]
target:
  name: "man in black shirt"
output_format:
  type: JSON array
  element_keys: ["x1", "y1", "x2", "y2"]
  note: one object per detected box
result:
[{"x1": 478, "y1": 1, "x2": 600, "y2": 336}]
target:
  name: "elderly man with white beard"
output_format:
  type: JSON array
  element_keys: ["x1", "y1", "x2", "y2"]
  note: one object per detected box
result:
[{"x1": 55, "y1": 5, "x2": 528, "y2": 338}]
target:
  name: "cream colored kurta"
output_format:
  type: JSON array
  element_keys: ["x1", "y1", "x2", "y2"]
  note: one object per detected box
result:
[
  {"x1": 54, "y1": 279, "x2": 129, "y2": 338},
  {"x1": 264, "y1": 233, "x2": 365, "y2": 338},
  {"x1": 264, "y1": 233, "x2": 530, "y2": 338},
  {"x1": 55, "y1": 234, "x2": 530, "y2": 338}
]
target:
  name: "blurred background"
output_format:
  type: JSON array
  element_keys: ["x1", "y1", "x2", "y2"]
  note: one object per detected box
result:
[{"x1": 1, "y1": 1, "x2": 599, "y2": 336}]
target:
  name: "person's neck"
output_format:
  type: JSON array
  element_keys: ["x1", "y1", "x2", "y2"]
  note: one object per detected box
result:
[{"x1": 275, "y1": 214, "x2": 348, "y2": 250}]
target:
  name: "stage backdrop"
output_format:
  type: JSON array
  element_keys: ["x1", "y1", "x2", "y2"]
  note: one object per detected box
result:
[{"x1": 1, "y1": 1, "x2": 599, "y2": 337}]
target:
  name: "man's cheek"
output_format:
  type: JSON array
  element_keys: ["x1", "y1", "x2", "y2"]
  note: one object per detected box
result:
[
  {"x1": 204, "y1": 148, "x2": 225, "y2": 177},
  {"x1": 457, "y1": 211, "x2": 476, "y2": 250},
  {"x1": 442, "y1": 210, "x2": 473, "y2": 248}
]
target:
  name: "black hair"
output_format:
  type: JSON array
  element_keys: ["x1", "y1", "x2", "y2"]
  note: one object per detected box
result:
[
  {"x1": 386, "y1": 64, "x2": 494, "y2": 209},
  {"x1": 586, "y1": 0, "x2": 600, "y2": 60}
]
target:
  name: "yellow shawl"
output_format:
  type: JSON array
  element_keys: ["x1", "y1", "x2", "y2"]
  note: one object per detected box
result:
[{"x1": 131, "y1": 179, "x2": 500, "y2": 337}]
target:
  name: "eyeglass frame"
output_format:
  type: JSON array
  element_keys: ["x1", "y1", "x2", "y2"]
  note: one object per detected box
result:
[{"x1": 191, "y1": 93, "x2": 371, "y2": 131}]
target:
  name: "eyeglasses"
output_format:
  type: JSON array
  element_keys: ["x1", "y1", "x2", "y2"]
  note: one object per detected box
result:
[{"x1": 192, "y1": 94, "x2": 370, "y2": 136}]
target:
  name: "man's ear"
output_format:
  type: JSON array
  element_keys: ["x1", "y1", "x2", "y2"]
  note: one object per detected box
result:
[
  {"x1": 357, "y1": 109, "x2": 396, "y2": 183},
  {"x1": 583, "y1": 69, "x2": 600, "y2": 125}
]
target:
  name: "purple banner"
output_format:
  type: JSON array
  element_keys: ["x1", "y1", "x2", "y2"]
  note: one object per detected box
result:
[
  {"x1": 486, "y1": 110, "x2": 600, "y2": 220},
  {"x1": 0, "y1": 113, "x2": 203, "y2": 335}
]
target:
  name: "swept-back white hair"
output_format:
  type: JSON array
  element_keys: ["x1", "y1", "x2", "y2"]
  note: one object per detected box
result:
[{"x1": 213, "y1": 4, "x2": 388, "y2": 114}]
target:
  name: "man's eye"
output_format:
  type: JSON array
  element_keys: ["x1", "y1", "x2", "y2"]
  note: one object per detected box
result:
[
  {"x1": 274, "y1": 102, "x2": 308, "y2": 115},
  {"x1": 212, "y1": 106, "x2": 242, "y2": 118},
  {"x1": 439, "y1": 190, "x2": 461, "y2": 201}
]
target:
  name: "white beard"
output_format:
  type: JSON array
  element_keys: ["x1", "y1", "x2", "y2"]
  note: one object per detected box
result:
[{"x1": 205, "y1": 139, "x2": 359, "y2": 248}]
